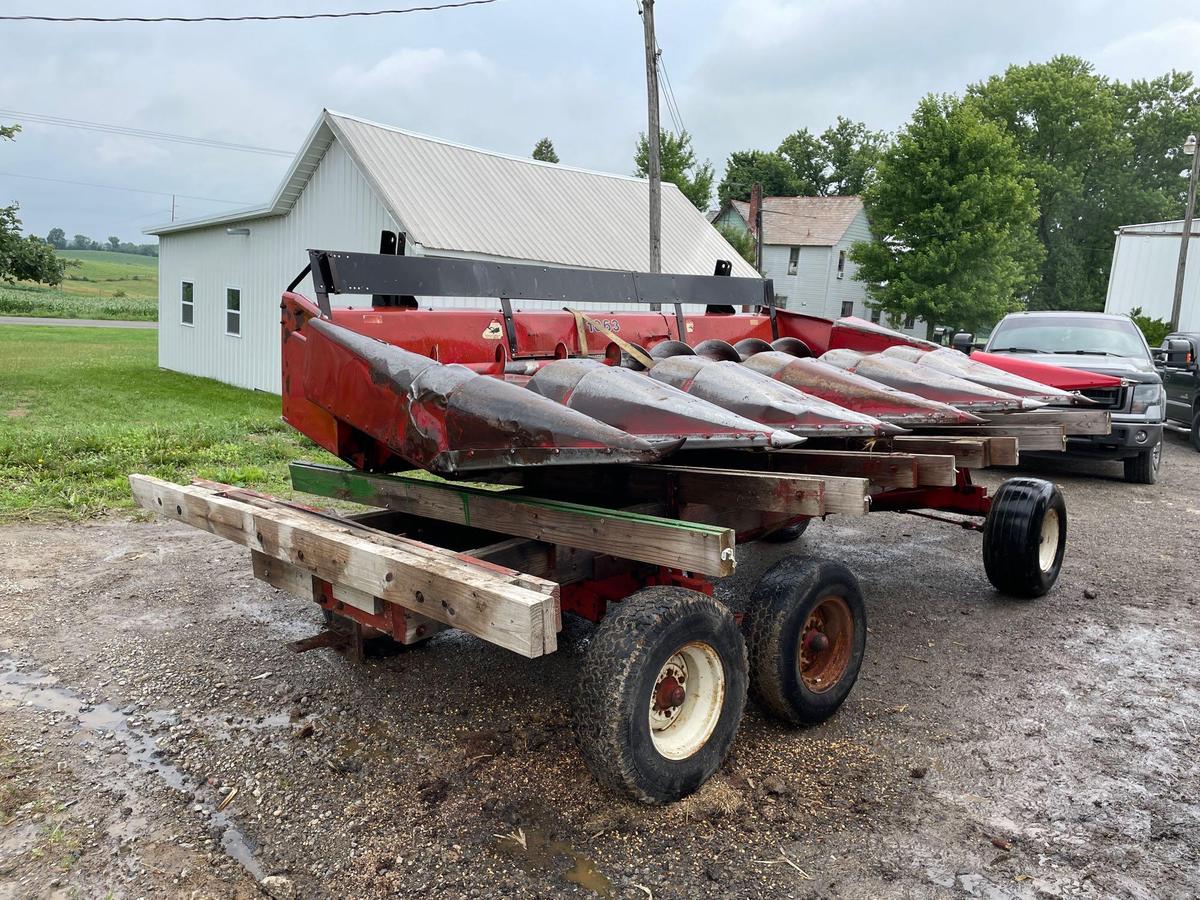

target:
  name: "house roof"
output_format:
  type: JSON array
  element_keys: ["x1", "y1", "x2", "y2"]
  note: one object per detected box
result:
[
  {"x1": 726, "y1": 195, "x2": 864, "y2": 247},
  {"x1": 147, "y1": 110, "x2": 757, "y2": 277}
]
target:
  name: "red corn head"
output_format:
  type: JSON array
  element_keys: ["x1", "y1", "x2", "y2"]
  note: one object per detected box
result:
[
  {"x1": 742, "y1": 352, "x2": 985, "y2": 426},
  {"x1": 880, "y1": 346, "x2": 1075, "y2": 403},
  {"x1": 646, "y1": 355, "x2": 897, "y2": 436},
  {"x1": 526, "y1": 358, "x2": 803, "y2": 448},
  {"x1": 301, "y1": 318, "x2": 677, "y2": 475},
  {"x1": 820, "y1": 349, "x2": 1042, "y2": 412}
]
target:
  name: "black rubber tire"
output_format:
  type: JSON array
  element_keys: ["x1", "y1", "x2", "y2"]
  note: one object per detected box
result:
[
  {"x1": 982, "y1": 478, "x2": 1066, "y2": 598},
  {"x1": 572, "y1": 587, "x2": 747, "y2": 804},
  {"x1": 1123, "y1": 443, "x2": 1160, "y2": 484},
  {"x1": 742, "y1": 557, "x2": 866, "y2": 725},
  {"x1": 1190, "y1": 411, "x2": 1200, "y2": 452},
  {"x1": 761, "y1": 518, "x2": 812, "y2": 544}
]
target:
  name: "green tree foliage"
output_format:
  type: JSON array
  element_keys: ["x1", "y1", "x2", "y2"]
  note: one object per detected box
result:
[
  {"x1": 635, "y1": 129, "x2": 715, "y2": 210},
  {"x1": 778, "y1": 117, "x2": 888, "y2": 196},
  {"x1": 717, "y1": 150, "x2": 798, "y2": 202},
  {"x1": 714, "y1": 222, "x2": 757, "y2": 267},
  {"x1": 968, "y1": 56, "x2": 1200, "y2": 311},
  {"x1": 1, "y1": 124, "x2": 65, "y2": 286},
  {"x1": 45, "y1": 227, "x2": 66, "y2": 249},
  {"x1": 849, "y1": 96, "x2": 1042, "y2": 336},
  {"x1": 531, "y1": 137, "x2": 559, "y2": 163},
  {"x1": 1128, "y1": 307, "x2": 1171, "y2": 347}
]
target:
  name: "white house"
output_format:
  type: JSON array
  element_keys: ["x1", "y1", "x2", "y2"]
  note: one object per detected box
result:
[
  {"x1": 711, "y1": 195, "x2": 925, "y2": 337},
  {"x1": 1104, "y1": 219, "x2": 1200, "y2": 331},
  {"x1": 146, "y1": 109, "x2": 756, "y2": 393}
]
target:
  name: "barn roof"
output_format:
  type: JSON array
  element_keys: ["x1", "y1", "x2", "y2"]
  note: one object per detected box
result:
[
  {"x1": 724, "y1": 195, "x2": 864, "y2": 247},
  {"x1": 147, "y1": 110, "x2": 757, "y2": 277}
]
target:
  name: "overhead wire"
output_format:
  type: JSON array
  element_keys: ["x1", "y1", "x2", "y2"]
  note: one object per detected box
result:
[
  {"x1": 0, "y1": 170, "x2": 251, "y2": 205},
  {"x1": 0, "y1": 1, "x2": 498, "y2": 24}
]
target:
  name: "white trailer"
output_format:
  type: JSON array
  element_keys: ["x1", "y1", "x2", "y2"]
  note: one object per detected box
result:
[{"x1": 1104, "y1": 220, "x2": 1200, "y2": 331}]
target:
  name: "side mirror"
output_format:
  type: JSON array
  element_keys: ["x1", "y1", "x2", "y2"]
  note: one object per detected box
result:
[
  {"x1": 1160, "y1": 338, "x2": 1195, "y2": 368},
  {"x1": 951, "y1": 332, "x2": 974, "y2": 354}
]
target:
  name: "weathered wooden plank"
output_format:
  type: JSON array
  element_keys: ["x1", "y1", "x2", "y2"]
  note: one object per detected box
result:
[
  {"x1": 902, "y1": 453, "x2": 957, "y2": 487},
  {"x1": 251, "y1": 550, "x2": 317, "y2": 600},
  {"x1": 913, "y1": 424, "x2": 1065, "y2": 452},
  {"x1": 131, "y1": 475, "x2": 555, "y2": 658},
  {"x1": 983, "y1": 436, "x2": 1020, "y2": 466},
  {"x1": 290, "y1": 462, "x2": 737, "y2": 578},
  {"x1": 982, "y1": 409, "x2": 1111, "y2": 435},
  {"x1": 638, "y1": 464, "x2": 866, "y2": 517},
  {"x1": 769, "y1": 450, "x2": 918, "y2": 489},
  {"x1": 890, "y1": 437, "x2": 988, "y2": 468}
]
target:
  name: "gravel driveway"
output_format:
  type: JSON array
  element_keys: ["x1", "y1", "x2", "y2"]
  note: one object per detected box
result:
[{"x1": 0, "y1": 436, "x2": 1196, "y2": 899}]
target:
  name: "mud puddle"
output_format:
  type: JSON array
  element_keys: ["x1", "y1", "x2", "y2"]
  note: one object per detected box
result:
[
  {"x1": 0, "y1": 652, "x2": 265, "y2": 881},
  {"x1": 495, "y1": 825, "x2": 613, "y2": 896}
]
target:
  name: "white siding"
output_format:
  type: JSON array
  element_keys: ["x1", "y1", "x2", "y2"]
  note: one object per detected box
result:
[
  {"x1": 158, "y1": 140, "x2": 401, "y2": 393},
  {"x1": 1105, "y1": 230, "x2": 1200, "y2": 332}
]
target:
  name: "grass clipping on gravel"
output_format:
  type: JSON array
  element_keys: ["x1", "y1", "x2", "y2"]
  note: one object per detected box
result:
[{"x1": 0, "y1": 325, "x2": 332, "y2": 522}]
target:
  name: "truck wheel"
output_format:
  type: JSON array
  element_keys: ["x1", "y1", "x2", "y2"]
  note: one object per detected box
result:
[
  {"x1": 762, "y1": 518, "x2": 811, "y2": 543},
  {"x1": 1191, "y1": 411, "x2": 1200, "y2": 452},
  {"x1": 572, "y1": 587, "x2": 747, "y2": 804},
  {"x1": 742, "y1": 557, "x2": 866, "y2": 725},
  {"x1": 982, "y1": 478, "x2": 1066, "y2": 598},
  {"x1": 1123, "y1": 443, "x2": 1160, "y2": 484}
]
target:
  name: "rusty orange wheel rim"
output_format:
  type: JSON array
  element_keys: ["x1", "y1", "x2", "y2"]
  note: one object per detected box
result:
[{"x1": 798, "y1": 595, "x2": 853, "y2": 693}]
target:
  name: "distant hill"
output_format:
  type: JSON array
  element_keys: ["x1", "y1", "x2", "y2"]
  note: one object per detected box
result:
[{"x1": 54, "y1": 249, "x2": 158, "y2": 300}]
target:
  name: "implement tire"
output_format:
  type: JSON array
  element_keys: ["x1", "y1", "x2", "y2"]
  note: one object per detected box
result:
[
  {"x1": 742, "y1": 557, "x2": 866, "y2": 725},
  {"x1": 762, "y1": 518, "x2": 811, "y2": 544},
  {"x1": 573, "y1": 587, "x2": 747, "y2": 805},
  {"x1": 982, "y1": 477, "x2": 1066, "y2": 598}
]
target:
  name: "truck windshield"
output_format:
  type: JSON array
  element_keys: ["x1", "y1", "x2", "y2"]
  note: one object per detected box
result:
[{"x1": 989, "y1": 316, "x2": 1149, "y2": 360}]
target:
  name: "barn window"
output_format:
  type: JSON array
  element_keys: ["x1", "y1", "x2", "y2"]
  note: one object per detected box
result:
[
  {"x1": 841, "y1": 300, "x2": 854, "y2": 318},
  {"x1": 774, "y1": 294, "x2": 788, "y2": 308},
  {"x1": 181, "y1": 281, "x2": 194, "y2": 326},
  {"x1": 870, "y1": 307, "x2": 882, "y2": 324},
  {"x1": 904, "y1": 313, "x2": 916, "y2": 329},
  {"x1": 837, "y1": 250, "x2": 846, "y2": 279},
  {"x1": 787, "y1": 247, "x2": 800, "y2": 275},
  {"x1": 225, "y1": 287, "x2": 241, "y2": 336}
]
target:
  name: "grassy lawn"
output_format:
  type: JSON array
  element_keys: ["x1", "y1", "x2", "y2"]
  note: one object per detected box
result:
[
  {"x1": 0, "y1": 325, "x2": 332, "y2": 522},
  {"x1": 0, "y1": 250, "x2": 158, "y2": 321}
]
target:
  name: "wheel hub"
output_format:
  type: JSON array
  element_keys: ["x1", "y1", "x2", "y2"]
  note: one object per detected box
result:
[
  {"x1": 798, "y1": 596, "x2": 853, "y2": 693},
  {"x1": 647, "y1": 643, "x2": 725, "y2": 761}
]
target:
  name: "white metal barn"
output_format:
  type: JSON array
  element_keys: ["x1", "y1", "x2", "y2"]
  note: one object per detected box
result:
[
  {"x1": 147, "y1": 109, "x2": 756, "y2": 393},
  {"x1": 1105, "y1": 219, "x2": 1200, "y2": 331}
]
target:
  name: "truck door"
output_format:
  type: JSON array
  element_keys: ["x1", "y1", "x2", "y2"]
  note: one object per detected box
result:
[{"x1": 1160, "y1": 336, "x2": 1197, "y2": 424}]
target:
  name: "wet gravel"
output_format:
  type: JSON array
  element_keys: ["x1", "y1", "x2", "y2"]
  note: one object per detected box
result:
[{"x1": 0, "y1": 433, "x2": 1197, "y2": 898}]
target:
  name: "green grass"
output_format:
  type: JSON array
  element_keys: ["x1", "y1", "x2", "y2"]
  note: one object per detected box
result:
[
  {"x1": 0, "y1": 326, "x2": 333, "y2": 521},
  {"x1": 0, "y1": 250, "x2": 158, "y2": 321}
]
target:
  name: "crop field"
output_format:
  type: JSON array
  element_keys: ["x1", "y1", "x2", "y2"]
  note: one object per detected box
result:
[{"x1": 0, "y1": 249, "x2": 158, "y2": 320}]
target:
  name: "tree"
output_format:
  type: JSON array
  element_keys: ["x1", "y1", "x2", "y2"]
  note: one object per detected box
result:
[
  {"x1": 849, "y1": 95, "x2": 1042, "y2": 336},
  {"x1": 531, "y1": 137, "x2": 559, "y2": 163},
  {"x1": 717, "y1": 150, "x2": 799, "y2": 202},
  {"x1": 634, "y1": 129, "x2": 715, "y2": 210},
  {"x1": 714, "y1": 222, "x2": 757, "y2": 267},
  {"x1": 46, "y1": 227, "x2": 66, "y2": 250},
  {"x1": 71, "y1": 234, "x2": 94, "y2": 250},
  {"x1": 1, "y1": 123, "x2": 65, "y2": 286},
  {"x1": 778, "y1": 117, "x2": 888, "y2": 196},
  {"x1": 107, "y1": 236, "x2": 121, "y2": 250}
]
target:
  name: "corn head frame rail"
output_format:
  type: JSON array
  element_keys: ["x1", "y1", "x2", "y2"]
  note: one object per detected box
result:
[{"x1": 132, "y1": 250, "x2": 1075, "y2": 804}]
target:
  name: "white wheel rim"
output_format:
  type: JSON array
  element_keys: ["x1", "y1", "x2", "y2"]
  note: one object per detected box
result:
[
  {"x1": 647, "y1": 642, "x2": 725, "y2": 761},
  {"x1": 1038, "y1": 507, "x2": 1060, "y2": 572}
]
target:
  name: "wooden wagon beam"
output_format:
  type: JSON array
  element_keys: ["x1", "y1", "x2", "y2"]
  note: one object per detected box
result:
[
  {"x1": 131, "y1": 475, "x2": 557, "y2": 658},
  {"x1": 289, "y1": 462, "x2": 737, "y2": 577}
]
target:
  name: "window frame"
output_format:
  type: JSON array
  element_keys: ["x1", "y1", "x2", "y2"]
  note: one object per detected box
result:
[
  {"x1": 840, "y1": 300, "x2": 854, "y2": 318},
  {"x1": 180, "y1": 279, "x2": 195, "y2": 327},
  {"x1": 837, "y1": 250, "x2": 846, "y2": 279},
  {"x1": 787, "y1": 246, "x2": 800, "y2": 276},
  {"x1": 870, "y1": 307, "x2": 882, "y2": 324},
  {"x1": 224, "y1": 285, "x2": 242, "y2": 338}
]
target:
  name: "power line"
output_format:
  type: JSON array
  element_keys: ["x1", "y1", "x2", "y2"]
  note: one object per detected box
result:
[
  {"x1": 0, "y1": 170, "x2": 250, "y2": 205},
  {"x1": 0, "y1": 109, "x2": 293, "y2": 157},
  {"x1": 656, "y1": 47, "x2": 686, "y2": 135},
  {"x1": 0, "y1": 1, "x2": 497, "y2": 24}
]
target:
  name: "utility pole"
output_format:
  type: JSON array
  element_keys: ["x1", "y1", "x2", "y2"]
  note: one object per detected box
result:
[
  {"x1": 640, "y1": 0, "x2": 661, "y2": 275},
  {"x1": 1170, "y1": 133, "x2": 1199, "y2": 331}
]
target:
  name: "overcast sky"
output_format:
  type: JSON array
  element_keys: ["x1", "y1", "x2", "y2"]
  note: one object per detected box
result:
[{"x1": 3, "y1": 0, "x2": 1199, "y2": 242}]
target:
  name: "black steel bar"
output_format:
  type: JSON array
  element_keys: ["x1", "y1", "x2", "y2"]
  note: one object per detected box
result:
[{"x1": 304, "y1": 250, "x2": 768, "y2": 308}]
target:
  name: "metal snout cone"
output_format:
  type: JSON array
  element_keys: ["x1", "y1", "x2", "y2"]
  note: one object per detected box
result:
[
  {"x1": 742, "y1": 353, "x2": 985, "y2": 426},
  {"x1": 303, "y1": 318, "x2": 676, "y2": 474},
  {"x1": 881, "y1": 346, "x2": 1075, "y2": 403},
  {"x1": 527, "y1": 358, "x2": 804, "y2": 448},
  {"x1": 647, "y1": 355, "x2": 892, "y2": 437},
  {"x1": 820, "y1": 349, "x2": 1031, "y2": 413}
]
